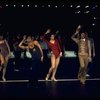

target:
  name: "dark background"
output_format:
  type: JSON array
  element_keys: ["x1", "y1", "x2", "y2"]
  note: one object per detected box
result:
[{"x1": 0, "y1": 0, "x2": 99, "y2": 79}]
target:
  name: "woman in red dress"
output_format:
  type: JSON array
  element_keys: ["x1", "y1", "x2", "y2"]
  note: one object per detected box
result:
[{"x1": 41, "y1": 29, "x2": 62, "y2": 81}]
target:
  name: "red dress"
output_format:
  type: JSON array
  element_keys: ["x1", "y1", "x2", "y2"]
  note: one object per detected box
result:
[{"x1": 41, "y1": 34, "x2": 61, "y2": 58}]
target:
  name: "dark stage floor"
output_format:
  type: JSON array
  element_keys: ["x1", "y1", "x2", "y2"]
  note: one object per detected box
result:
[
  {"x1": 0, "y1": 57, "x2": 100, "y2": 99},
  {"x1": 0, "y1": 78, "x2": 100, "y2": 99}
]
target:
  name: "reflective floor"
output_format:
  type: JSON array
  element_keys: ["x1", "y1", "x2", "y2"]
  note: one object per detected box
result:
[
  {"x1": 0, "y1": 57, "x2": 99, "y2": 99},
  {"x1": 0, "y1": 79, "x2": 100, "y2": 99}
]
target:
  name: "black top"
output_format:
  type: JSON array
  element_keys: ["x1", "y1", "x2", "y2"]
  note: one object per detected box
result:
[{"x1": 29, "y1": 45, "x2": 42, "y2": 60}]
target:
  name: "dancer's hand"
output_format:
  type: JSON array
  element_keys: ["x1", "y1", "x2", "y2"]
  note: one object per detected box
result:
[
  {"x1": 41, "y1": 56, "x2": 43, "y2": 62},
  {"x1": 23, "y1": 35, "x2": 26, "y2": 40},
  {"x1": 60, "y1": 52, "x2": 62, "y2": 57},
  {"x1": 77, "y1": 25, "x2": 81, "y2": 29},
  {"x1": 76, "y1": 25, "x2": 81, "y2": 33},
  {"x1": 45, "y1": 29, "x2": 51, "y2": 34},
  {"x1": 88, "y1": 56, "x2": 92, "y2": 62}
]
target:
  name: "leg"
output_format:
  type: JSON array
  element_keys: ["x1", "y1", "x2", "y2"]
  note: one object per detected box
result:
[
  {"x1": 0, "y1": 54, "x2": 4, "y2": 71},
  {"x1": 86, "y1": 62, "x2": 90, "y2": 77},
  {"x1": 45, "y1": 54, "x2": 56, "y2": 80},
  {"x1": 78, "y1": 55, "x2": 84, "y2": 79},
  {"x1": 80, "y1": 55, "x2": 89, "y2": 84},
  {"x1": 51, "y1": 56, "x2": 60, "y2": 81},
  {"x1": 30, "y1": 59, "x2": 41, "y2": 84},
  {"x1": 29, "y1": 60, "x2": 37, "y2": 83},
  {"x1": 1, "y1": 57, "x2": 8, "y2": 81},
  {"x1": 84, "y1": 55, "x2": 89, "y2": 77},
  {"x1": 34, "y1": 60, "x2": 41, "y2": 82},
  {"x1": 78, "y1": 55, "x2": 85, "y2": 84},
  {"x1": 86, "y1": 61, "x2": 93, "y2": 77}
]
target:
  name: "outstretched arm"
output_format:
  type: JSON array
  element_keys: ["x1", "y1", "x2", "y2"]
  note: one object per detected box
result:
[
  {"x1": 41, "y1": 29, "x2": 51, "y2": 45},
  {"x1": 71, "y1": 25, "x2": 81, "y2": 43},
  {"x1": 19, "y1": 35, "x2": 28, "y2": 49},
  {"x1": 71, "y1": 32, "x2": 79, "y2": 43}
]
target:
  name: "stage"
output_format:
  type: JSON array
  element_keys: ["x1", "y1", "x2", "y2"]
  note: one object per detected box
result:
[
  {"x1": 0, "y1": 78, "x2": 100, "y2": 99},
  {"x1": 0, "y1": 0, "x2": 99, "y2": 99}
]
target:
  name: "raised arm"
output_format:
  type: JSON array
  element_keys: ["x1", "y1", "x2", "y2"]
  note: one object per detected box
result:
[
  {"x1": 18, "y1": 35, "x2": 28, "y2": 49},
  {"x1": 41, "y1": 29, "x2": 51, "y2": 44},
  {"x1": 71, "y1": 32, "x2": 79, "y2": 43},
  {"x1": 71, "y1": 25, "x2": 81, "y2": 43}
]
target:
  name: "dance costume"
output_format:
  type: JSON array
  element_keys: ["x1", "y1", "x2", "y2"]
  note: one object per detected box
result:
[{"x1": 41, "y1": 34, "x2": 61, "y2": 58}]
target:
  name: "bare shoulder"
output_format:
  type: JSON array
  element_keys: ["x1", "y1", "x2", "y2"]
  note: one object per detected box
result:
[
  {"x1": 33, "y1": 40, "x2": 38, "y2": 44},
  {"x1": 0, "y1": 40, "x2": 5, "y2": 44}
]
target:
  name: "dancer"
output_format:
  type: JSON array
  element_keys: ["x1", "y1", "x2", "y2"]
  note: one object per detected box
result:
[
  {"x1": 41, "y1": 29, "x2": 62, "y2": 81},
  {"x1": 86, "y1": 32, "x2": 95, "y2": 77},
  {"x1": 19, "y1": 35, "x2": 43, "y2": 83},
  {"x1": 71, "y1": 25, "x2": 91, "y2": 84},
  {"x1": 0, "y1": 34, "x2": 10, "y2": 81}
]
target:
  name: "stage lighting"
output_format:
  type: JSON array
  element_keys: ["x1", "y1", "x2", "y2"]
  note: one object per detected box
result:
[
  {"x1": 27, "y1": 5, "x2": 30, "y2": 7},
  {"x1": 14, "y1": 5, "x2": 16, "y2": 7},
  {"x1": 92, "y1": 23, "x2": 95, "y2": 26},
  {"x1": 35, "y1": 5, "x2": 37, "y2": 7},
  {"x1": 76, "y1": 5, "x2": 80, "y2": 8},
  {"x1": 75, "y1": 11, "x2": 81, "y2": 14},
  {"x1": 48, "y1": 5, "x2": 50, "y2": 7},
  {"x1": 21, "y1": 5, "x2": 24, "y2": 7},
  {"x1": 92, "y1": 7, "x2": 96, "y2": 9},
  {"x1": 92, "y1": 5, "x2": 98, "y2": 9},
  {"x1": 62, "y1": 5, "x2": 64, "y2": 7},
  {"x1": 84, "y1": 11, "x2": 89, "y2": 13},
  {"x1": 95, "y1": 5, "x2": 98, "y2": 7},
  {"x1": 55, "y1": 5, "x2": 57, "y2": 8},
  {"x1": 6, "y1": 4, "x2": 8, "y2": 7},
  {"x1": 70, "y1": 5, "x2": 73, "y2": 7},
  {"x1": 93, "y1": 17, "x2": 96, "y2": 19},
  {"x1": 85, "y1": 5, "x2": 89, "y2": 8}
]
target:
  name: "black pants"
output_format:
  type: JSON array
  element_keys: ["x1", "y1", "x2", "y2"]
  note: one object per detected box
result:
[
  {"x1": 14, "y1": 51, "x2": 21, "y2": 69},
  {"x1": 29, "y1": 59, "x2": 41, "y2": 84}
]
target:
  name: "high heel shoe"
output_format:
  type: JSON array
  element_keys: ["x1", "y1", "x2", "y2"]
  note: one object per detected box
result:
[
  {"x1": 51, "y1": 77, "x2": 57, "y2": 81},
  {"x1": 80, "y1": 78, "x2": 85, "y2": 85},
  {"x1": 45, "y1": 74, "x2": 49, "y2": 81},
  {"x1": 2, "y1": 77, "x2": 6, "y2": 82},
  {"x1": 45, "y1": 77, "x2": 48, "y2": 81}
]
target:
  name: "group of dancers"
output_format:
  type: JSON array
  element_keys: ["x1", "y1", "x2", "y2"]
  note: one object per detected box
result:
[{"x1": 0, "y1": 25, "x2": 95, "y2": 84}]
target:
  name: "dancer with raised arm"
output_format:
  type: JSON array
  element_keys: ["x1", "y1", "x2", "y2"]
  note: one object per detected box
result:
[
  {"x1": 19, "y1": 35, "x2": 43, "y2": 84},
  {"x1": 71, "y1": 25, "x2": 91, "y2": 84},
  {"x1": 41, "y1": 29, "x2": 62, "y2": 81}
]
